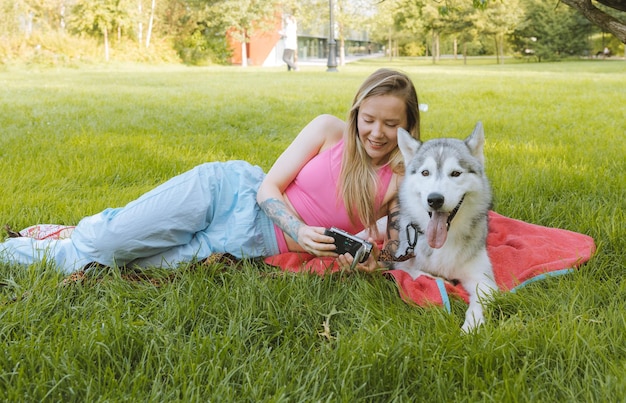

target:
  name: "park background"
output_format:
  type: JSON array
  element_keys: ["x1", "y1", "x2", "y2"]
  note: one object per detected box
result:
[
  {"x1": 0, "y1": 0, "x2": 625, "y2": 401},
  {"x1": 1, "y1": 0, "x2": 625, "y2": 67}
]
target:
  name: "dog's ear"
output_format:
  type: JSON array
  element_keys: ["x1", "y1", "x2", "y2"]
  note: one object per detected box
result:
[
  {"x1": 465, "y1": 121, "x2": 485, "y2": 166},
  {"x1": 397, "y1": 127, "x2": 421, "y2": 163}
]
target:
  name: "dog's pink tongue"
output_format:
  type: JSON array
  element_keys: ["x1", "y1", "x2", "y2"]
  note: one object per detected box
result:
[{"x1": 427, "y1": 212, "x2": 449, "y2": 249}]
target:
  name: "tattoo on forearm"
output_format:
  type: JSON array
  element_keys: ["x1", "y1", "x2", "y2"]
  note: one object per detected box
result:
[
  {"x1": 383, "y1": 240, "x2": 400, "y2": 257},
  {"x1": 386, "y1": 210, "x2": 401, "y2": 239},
  {"x1": 380, "y1": 204, "x2": 402, "y2": 262},
  {"x1": 258, "y1": 198, "x2": 303, "y2": 242}
]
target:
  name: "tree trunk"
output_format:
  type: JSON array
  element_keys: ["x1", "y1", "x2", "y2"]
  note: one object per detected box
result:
[
  {"x1": 454, "y1": 38, "x2": 457, "y2": 60},
  {"x1": 146, "y1": 0, "x2": 155, "y2": 48},
  {"x1": 60, "y1": 2, "x2": 66, "y2": 31},
  {"x1": 241, "y1": 39, "x2": 248, "y2": 67},
  {"x1": 596, "y1": 0, "x2": 626, "y2": 11},
  {"x1": 494, "y1": 35, "x2": 499, "y2": 64},
  {"x1": 463, "y1": 42, "x2": 467, "y2": 64},
  {"x1": 561, "y1": 0, "x2": 626, "y2": 43},
  {"x1": 104, "y1": 26, "x2": 110, "y2": 61},
  {"x1": 138, "y1": 0, "x2": 143, "y2": 47},
  {"x1": 388, "y1": 28, "x2": 392, "y2": 61},
  {"x1": 495, "y1": 34, "x2": 505, "y2": 64},
  {"x1": 431, "y1": 32, "x2": 439, "y2": 64}
]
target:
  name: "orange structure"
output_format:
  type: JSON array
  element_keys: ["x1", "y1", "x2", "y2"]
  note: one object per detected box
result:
[{"x1": 227, "y1": 17, "x2": 283, "y2": 66}]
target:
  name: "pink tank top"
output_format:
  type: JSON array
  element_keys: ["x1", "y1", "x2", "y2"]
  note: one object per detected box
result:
[{"x1": 274, "y1": 139, "x2": 393, "y2": 253}]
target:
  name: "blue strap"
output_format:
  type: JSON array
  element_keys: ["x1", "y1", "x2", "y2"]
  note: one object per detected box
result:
[
  {"x1": 435, "y1": 277, "x2": 451, "y2": 313},
  {"x1": 509, "y1": 268, "x2": 575, "y2": 293}
]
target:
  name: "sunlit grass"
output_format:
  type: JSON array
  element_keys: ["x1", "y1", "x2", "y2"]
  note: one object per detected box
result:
[{"x1": 0, "y1": 58, "x2": 624, "y2": 401}]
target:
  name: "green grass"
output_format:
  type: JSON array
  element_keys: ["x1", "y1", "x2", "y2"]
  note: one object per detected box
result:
[{"x1": 0, "y1": 58, "x2": 624, "y2": 401}]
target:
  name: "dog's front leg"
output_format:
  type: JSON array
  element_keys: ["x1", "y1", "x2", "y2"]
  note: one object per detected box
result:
[{"x1": 461, "y1": 278, "x2": 497, "y2": 333}]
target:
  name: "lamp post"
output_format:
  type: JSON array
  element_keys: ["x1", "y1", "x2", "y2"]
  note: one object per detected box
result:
[{"x1": 326, "y1": 0, "x2": 338, "y2": 72}]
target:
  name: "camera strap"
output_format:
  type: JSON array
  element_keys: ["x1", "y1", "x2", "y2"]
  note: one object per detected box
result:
[{"x1": 350, "y1": 246, "x2": 366, "y2": 271}]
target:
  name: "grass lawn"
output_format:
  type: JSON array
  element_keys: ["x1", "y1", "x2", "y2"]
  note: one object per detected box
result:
[{"x1": 0, "y1": 58, "x2": 624, "y2": 401}]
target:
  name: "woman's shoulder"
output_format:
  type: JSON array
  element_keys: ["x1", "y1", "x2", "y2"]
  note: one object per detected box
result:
[
  {"x1": 310, "y1": 114, "x2": 345, "y2": 130},
  {"x1": 308, "y1": 114, "x2": 345, "y2": 149}
]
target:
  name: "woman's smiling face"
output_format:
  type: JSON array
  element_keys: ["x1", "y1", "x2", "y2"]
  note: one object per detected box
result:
[{"x1": 357, "y1": 94, "x2": 408, "y2": 167}]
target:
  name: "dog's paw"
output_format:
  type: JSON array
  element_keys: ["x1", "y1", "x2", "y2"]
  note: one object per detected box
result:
[
  {"x1": 461, "y1": 320, "x2": 482, "y2": 333},
  {"x1": 461, "y1": 313, "x2": 485, "y2": 333}
]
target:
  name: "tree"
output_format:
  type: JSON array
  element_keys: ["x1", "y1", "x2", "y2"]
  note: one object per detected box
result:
[
  {"x1": 476, "y1": 0, "x2": 625, "y2": 51},
  {"x1": 109, "y1": 0, "x2": 136, "y2": 42},
  {"x1": 436, "y1": 0, "x2": 479, "y2": 62},
  {"x1": 391, "y1": 0, "x2": 478, "y2": 62},
  {"x1": 387, "y1": 0, "x2": 624, "y2": 53},
  {"x1": 511, "y1": 0, "x2": 594, "y2": 61},
  {"x1": 332, "y1": 0, "x2": 376, "y2": 66},
  {"x1": 477, "y1": 0, "x2": 524, "y2": 63},
  {"x1": 368, "y1": 0, "x2": 417, "y2": 60},
  {"x1": 0, "y1": 0, "x2": 70, "y2": 38},
  {"x1": 400, "y1": 0, "x2": 482, "y2": 62},
  {"x1": 560, "y1": 0, "x2": 626, "y2": 43},
  {"x1": 206, "y1": 0, "x2": 279, "y2": 67},
  {"x1": 69, "y1": 0, "x2": 121, "y2": 61},
  {"x1": 23, "y1": 0, "x2": 68, "y2": 32},
  {"x1": 423, "y1": 2, "x2": 448, "y2": 62},
  {"x1": 0, "y1": 0, "x2": 28, "y2": 38},
  {"x1": 145, "y1": 0, "x2": 155, "y2": 48},
  {"x1": 165, "y1": 0, "x2": 232, "y2": 65}
]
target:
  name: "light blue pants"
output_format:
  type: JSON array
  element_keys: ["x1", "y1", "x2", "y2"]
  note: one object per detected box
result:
[{"x1": 0, "y1": 161, "x2": 280, "y2": 273}]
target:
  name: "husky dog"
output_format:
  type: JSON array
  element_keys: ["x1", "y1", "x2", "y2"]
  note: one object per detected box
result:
[{"x1": 395, "y1": 122, "x2": 497, "y2": 332}]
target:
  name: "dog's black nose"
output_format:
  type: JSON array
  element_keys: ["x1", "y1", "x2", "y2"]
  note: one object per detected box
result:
[{"x1": 427, "y1": 193, "x2": 444, "y2": 209}]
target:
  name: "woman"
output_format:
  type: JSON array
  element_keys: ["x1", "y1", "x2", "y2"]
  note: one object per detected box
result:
[
  {"x1": 280, "y1": 15, "x2": 298, "y2": 71},
  {"x1": 0, "y1": 68, "x2": 420, "y2": 274}
]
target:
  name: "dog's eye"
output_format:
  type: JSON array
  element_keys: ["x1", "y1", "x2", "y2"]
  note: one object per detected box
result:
[
  {"x1": 421, "y1": 170, "x2": 429, "y2": 177},
  {"x1": 450, "y1": 171, "x2": 461, "y2": 177}
]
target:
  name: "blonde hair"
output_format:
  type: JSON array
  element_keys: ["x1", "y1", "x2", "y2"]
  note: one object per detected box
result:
[{"x1": 339, "y1": 68, "x2": 420, "y2": 232}]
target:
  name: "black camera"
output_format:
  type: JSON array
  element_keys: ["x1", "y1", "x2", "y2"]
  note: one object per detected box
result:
[{"x1": 324, "y1": 227, "x2": 372, "y2": 263}]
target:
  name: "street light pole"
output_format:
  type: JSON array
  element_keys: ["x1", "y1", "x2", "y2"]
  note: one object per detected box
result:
[{"x1": 327, "y1": 0, "x2": 338, "y2": 72}]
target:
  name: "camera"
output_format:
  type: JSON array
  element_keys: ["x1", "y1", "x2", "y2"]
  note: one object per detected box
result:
[{"x1": 324, "y1": 227, "x2": 372, "y2": 263}]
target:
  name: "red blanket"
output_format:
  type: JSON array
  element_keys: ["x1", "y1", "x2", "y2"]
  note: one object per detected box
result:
[
  {"x1": 15, "y1": 212, "x2": 596, "y2": 310},
  {"x1": 264, "y1": 212, "x2": 596, "y2": 311}
]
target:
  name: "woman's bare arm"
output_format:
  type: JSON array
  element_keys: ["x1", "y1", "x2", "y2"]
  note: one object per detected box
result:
[{"x1": 257, "y1": 114, "x2": 345, "y2": 254}]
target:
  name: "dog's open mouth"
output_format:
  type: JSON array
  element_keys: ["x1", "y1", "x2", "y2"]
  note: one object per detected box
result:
[{"x1": 427, "y1": 196, "x2": 464, "y2": 249}]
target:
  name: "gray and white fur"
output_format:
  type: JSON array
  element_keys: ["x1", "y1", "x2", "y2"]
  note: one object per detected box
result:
[{"x1": 395, "y1": 122, "x2": 497, "y2": 332}]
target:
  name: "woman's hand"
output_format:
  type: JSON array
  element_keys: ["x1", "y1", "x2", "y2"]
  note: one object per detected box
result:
[
  {"x1": 297, "y1": 226, "x2": 339, "y2": 257},
  {"x1": 296, "y1": 228, "x2": 383, "y2": 274},
  {"x1": 334, "y1": 237, "x2": 383, "y2": 274}
]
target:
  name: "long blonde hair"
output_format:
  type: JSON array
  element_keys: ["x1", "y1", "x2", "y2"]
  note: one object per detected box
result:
[{"x1": 339, "y1": 68, "x2": 420, "y2": 232}]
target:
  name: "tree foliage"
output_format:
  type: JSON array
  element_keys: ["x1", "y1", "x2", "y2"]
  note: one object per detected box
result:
[
  {"x1": 375, "y1": 0, "x2": 620, "y2": 61},
  {"x1": 560, "y1": 0, "x2": 626, "y2": 43},
  {"x1": 476, "y1": 0, "x2": 524, "y2": 63},
  {"x1": 68, "y1": 0, "x2": 128, "y2": 61},
  {"x1": 208, "y1": 0, "x2": 279, "y2": 66},
  {"x1": 0, "y1": 0, "x2": 623, "y2": 65},
  {"x1": 511, "y1": 0, "x2": 595, "y2": 61}
]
